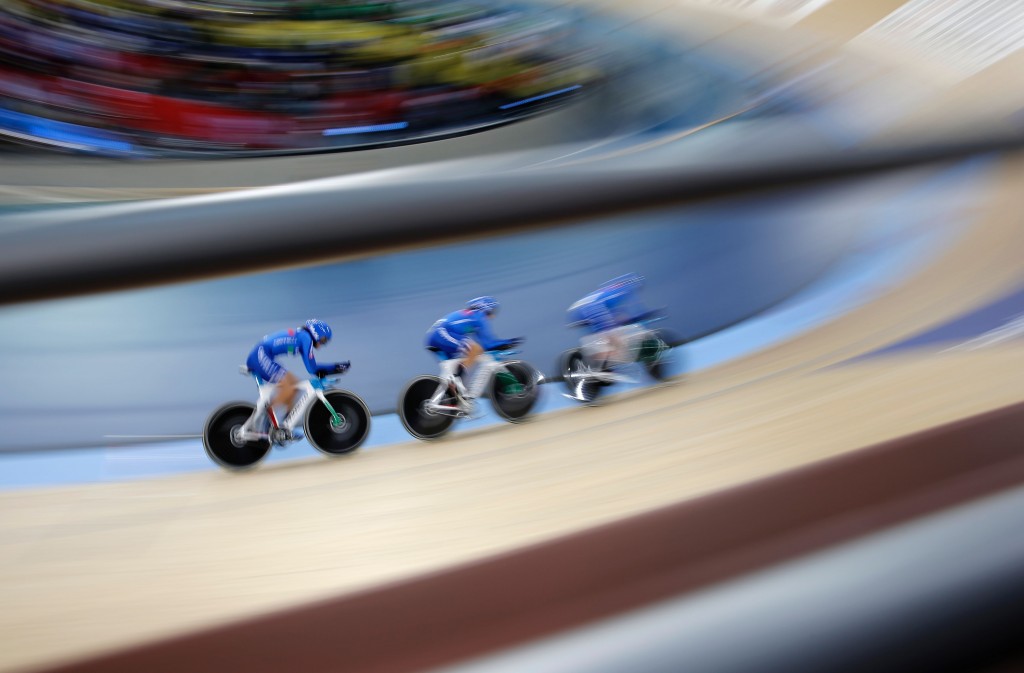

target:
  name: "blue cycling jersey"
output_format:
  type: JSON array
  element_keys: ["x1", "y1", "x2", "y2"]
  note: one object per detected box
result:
[
  {"x1": 247, "y1": 328, "x2": 336, "y2": 378},
  {"x1": 426, "y1": 308, "x2": 510, "y2": 353},
  {"x1": 568, "y1": 286, "x2": 646, "y2": 333}
]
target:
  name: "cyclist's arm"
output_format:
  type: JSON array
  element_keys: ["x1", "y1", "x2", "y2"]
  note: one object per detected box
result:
[
  {"x1": 297, "y1": 331, "x2": 333, "y2": 374},
  {"x1": 472, "y1": 313, "x2": 511, "y2": 350},
  {"x1": 581, "y1": 300, "x2": 616, "y2": 332},
  {"x1": 608, "y1": 291, "x2": 652, "y2": 325}
]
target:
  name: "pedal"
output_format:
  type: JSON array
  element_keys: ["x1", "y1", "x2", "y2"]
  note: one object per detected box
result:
[
  {"x1": 270, "y1": 428, "x2": 303, "y2": 445},
  {"x1": 425, "y1": 402, "x2": 462, "y2": 417}
]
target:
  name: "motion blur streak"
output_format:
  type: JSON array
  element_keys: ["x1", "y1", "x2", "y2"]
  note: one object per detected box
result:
[
  {"x1": 0, "y1": 162, "x2": 986, "y2": 452},
  {"x1": 1, "y1": 1, "x2": 1024, "y2": 672}
]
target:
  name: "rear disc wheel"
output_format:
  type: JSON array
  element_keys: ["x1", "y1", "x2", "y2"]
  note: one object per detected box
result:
[
  {"x1": 399, "y1": 376, "x2": 457, "y2": 440},
  {"x1": 560, "y1": 349, "x2": 601, "y2": 403},
  {"x1": 203, "y1": 402, "x2": 270, "y2": 471}
]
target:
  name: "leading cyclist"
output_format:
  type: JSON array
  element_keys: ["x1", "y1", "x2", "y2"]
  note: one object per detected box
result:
[{"x1": 246, "y1": 318, "x2": 350, "y2": 424}]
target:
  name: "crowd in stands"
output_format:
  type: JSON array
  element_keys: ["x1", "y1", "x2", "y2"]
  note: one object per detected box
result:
[{"x1": 0, "y1": 0, "x2": 601, "y2": 155}]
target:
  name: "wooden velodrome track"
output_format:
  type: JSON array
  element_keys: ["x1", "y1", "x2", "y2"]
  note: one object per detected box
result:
[{"x1": 2, "y1": 2, "x2": 1024, "y2": 672}]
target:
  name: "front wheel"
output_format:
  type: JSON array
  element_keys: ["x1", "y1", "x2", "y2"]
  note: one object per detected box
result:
[
  {"x1": 399, "y1": 375, "x2": 457, "y2": 440},
  {"x1": 305, "y1": 391, "x2": 371, "y2": 456},
  {"x1": 560, "y1": 349, "x2": 602, "y2": 404},
  {"x1": 491, "y1": 361, "x2": 541, "y2": 422},
  {"x1": 203, "y1": 402, "x2": 270, "y2": 471},
  {"x1": 640, "y1": 332, "x2": 676, "y2": 381}
]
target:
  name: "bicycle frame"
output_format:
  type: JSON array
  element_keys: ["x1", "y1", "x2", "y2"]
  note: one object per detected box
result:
[
  {"x1": 427, "y1": 350, "x2": 519, "y2": 409},
  {"x1": 574, "y1": 317, "x2": 668, "y2": 384},
  {"x1": 588, "y1": 316, "x2": 665, "y2": 355},
  {"x1": 238, "y1": 370, "x2": 345, "y2": 443}
]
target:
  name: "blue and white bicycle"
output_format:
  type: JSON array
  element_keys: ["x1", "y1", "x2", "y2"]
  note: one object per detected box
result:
[
  {"x1": 398, "y1": 345, "x2": 543, "y2": 440},
  {"x1": 203, "y1": 366, "x2": 371, "y2": 471},
  {"x1": 559, "y1": 315, "x2": 677, "y2": 404}
]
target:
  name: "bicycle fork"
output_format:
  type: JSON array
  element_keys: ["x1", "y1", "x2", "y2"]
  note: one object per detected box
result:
[{"x1": 239, "y1": 379, "x2": 345, "y2": 443}]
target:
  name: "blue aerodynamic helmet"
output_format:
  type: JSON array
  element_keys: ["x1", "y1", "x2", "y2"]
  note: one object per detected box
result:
[
  {"x1": 467, "y1": 296, "x2": 499, "y2": 315},
  {"x1": 304, "y1": 318, "x2": 333, "y2": 344}
]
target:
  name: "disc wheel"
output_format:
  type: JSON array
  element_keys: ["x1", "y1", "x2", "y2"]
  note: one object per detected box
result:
[
  {"x1": 399, "y1": 375, "x2": 457, "y2": 440},
  {"x1": 203, "y1": 402, "x2": 270, "y2": 471},
  {"x1": 560, "y1": 349, "x2": 602, "y2": 403},
  {"x1": 305, "y1": 391, "x2": 371, "y2": 456},
  {"x1": 641, "y1": 333, "x2": 675, "y2": 381},
  {"x1": 491, "y1": 361, "x2": 541, "y2": 422}
]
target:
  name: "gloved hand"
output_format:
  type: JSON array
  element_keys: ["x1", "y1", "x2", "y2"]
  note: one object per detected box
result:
[
  {"x1": 501, "y1": 337, "x2": 525, "y2": 349},
  {"x1": 334, "y1": 361, "x2": 351, "y2": 374}
]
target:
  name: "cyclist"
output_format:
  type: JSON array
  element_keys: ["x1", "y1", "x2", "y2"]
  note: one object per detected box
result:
[
  {"x1": 246, "y1": 318, "x2": 350, "y2": 425},
  {"x1": 425, "y1": 296, "x2": 522, "y2": 408},
  {"x1": 567, "y1": 273, "x2": 659, "y2": 370}
]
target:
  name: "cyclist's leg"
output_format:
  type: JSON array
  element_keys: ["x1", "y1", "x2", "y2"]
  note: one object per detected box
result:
[
  {"x1": 581, "y1": 327, "x2": 614, "y2": 370},
  {"x1": 462, "y1": 339, "x2": 483, "y2": 368},
  {"x1": 250, "y1": 347, "x2": 296, "y2": 420},
  {"x1": 275, "y1": 371, "x2": 300, "y2": 415},
  {"x1": 465, "y1": 341, "x2": 499, "y2": 399},
  {"x1": 608, "y1": 324, "x2": 642, "y2": 365},
  {"x1": 428, "y1": 329, "x2": 471, "y2": 398}
]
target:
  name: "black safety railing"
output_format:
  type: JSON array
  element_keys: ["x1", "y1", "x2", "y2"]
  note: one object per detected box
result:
[{"x1": 1, "y1": 127, "x2": 1022, "y2": 306}]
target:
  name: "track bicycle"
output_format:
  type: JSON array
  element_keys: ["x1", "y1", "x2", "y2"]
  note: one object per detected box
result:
[
  {"x1": 398, "y1": 346, "x2": 543, "y2": 440},
  {"x1": 203, "y1": 366, "x2": 371, "y2": 470},
  {"x1": 559, "y1": 316, "x2": 676, "y2": 404}
]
